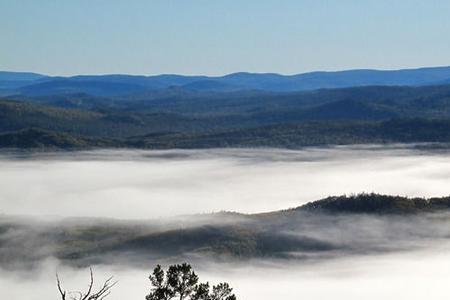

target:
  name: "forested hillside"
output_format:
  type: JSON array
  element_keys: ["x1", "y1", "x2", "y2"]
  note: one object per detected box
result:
[
  {"x1": 2, "y1": 72, "x2": 450, "y2": 149},
  {"x1": 1, "y1": 193, "x2": 449, "y2": 269}
]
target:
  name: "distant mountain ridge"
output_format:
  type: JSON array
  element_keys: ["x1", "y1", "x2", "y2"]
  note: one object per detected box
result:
[
  {"x1": 3, "y1": 66, "x2": 450, "y2": 96},
  {"x1": 0, "y1": 71, "x2": 48, "y2": 90},
  {"x1": 3, "y1": 66, "x2": 450, "y2": 150}
]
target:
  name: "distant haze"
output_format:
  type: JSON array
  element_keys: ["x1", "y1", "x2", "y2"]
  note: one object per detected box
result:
[{"x1": 1, "y1": 145, "x2": 450, "y2": 219}]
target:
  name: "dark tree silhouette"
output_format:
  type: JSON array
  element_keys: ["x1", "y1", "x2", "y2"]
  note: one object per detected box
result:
[
  {"x1": 56, "y1": 268, "x2": 117, "y2": 300},
  {"x1": 147, "y1": 263, "x2": 236, "y2": 300}
]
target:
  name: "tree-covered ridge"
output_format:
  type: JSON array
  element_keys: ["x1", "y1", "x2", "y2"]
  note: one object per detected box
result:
[
  {"x1": 296, "y1": 193, "x2": 450, "y2": 214},
  {"x1": 2, "y1": 119, "x2": 450, "y2": 149},
  {"x1": 0, "y1": 99, "x2": 206, "y2": 138},
  {"x1": 2, "y1": 82, "x2": 450, "y2": 149},
  {"x1": 1, "y1": 193, "x2": 450, "y2": 269},
  {"x1": 0, "y1": 128, "x2": 120, "y2": 149},
  {"x1": 3, "y1": 66, "x2": 450, "y2": 94},
  {"x1": 127, "y1": 119, "x2": 450, "y2": 149}
]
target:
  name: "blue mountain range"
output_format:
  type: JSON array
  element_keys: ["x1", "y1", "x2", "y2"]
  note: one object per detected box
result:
[{"x1": 2, "y1": 66, "x2": 450, "y2": 97}]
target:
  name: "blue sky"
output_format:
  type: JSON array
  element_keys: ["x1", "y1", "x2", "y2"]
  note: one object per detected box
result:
[{"x1": 1, "y1": 0, "x2": 450, "y2": 76}]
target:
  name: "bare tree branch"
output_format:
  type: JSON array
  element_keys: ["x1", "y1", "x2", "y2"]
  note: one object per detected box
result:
[
  {"x1": 56, "y1": 272, "x2": 67, "y2": 300},
  {"x1": 81, "y1": 268, "x2": 94, "y2": 300},
  {"x1": 56, "y1": 268, "x2": 116, "y2": 300}
]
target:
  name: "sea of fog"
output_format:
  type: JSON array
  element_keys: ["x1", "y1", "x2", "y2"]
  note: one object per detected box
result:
[
  {"x1": 2, "y1": 246, "x2": 450, "y2": 300},
  {"x1": 1, "y1": 145, "x2": 450, "y2": 300},
  {"x1": 1, "y1": 145, "x2": 450, "y2": 218}
]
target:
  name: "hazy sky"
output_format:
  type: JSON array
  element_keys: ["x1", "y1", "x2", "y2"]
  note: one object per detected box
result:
[{"x1": 1, "y1": 0, "x2": 450, "y2": 76}]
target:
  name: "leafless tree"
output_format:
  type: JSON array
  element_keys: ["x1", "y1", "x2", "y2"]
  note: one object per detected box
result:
[{"x1": 56, "y1": 268, "x2": 117, "y2": 300}]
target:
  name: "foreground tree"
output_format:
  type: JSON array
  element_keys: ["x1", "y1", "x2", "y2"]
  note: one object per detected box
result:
[
  {"x1": 56, "y1": 268, "x2": 117, "y2": 300},
  {"x1": 147, "y1": 263, "x2": 236, "y2": 300}
]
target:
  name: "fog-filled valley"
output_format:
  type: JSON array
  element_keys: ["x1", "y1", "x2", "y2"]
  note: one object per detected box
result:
[
  {"x1": 3, "y1": 247, "x2": 450, "y2": 300},
  {"x1": 2, "y1": 146, "x2": 450, "y2": 218},
  {"x1": 1, "y1": 146, "x2": 450, "y2": 299}
]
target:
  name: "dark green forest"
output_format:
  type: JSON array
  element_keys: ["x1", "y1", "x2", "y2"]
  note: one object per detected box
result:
[{"x1": 2, "y1": 73, "x2": 450, "y2": 149}]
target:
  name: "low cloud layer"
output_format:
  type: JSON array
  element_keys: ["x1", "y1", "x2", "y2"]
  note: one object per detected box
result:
[
  {"x1": 2, "y1": 145, "x2": 450, "y2": 300},
  {"x1": 2, "y1": 245, "x2": 450, "y2": 300},
  {"x1": 1, "y1": 146, "x2": 450, "y2": 219}
]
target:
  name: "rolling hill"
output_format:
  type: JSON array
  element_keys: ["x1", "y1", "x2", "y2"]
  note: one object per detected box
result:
[
  {"x1": 2, "y1": 82, "x2": 450, "y2": 149},
  {"x1": 2, "y1": 67, "x2": 450, "y2": 149},
  {"x1": 1, "y1": 193, "x2": 449, "y2": 269}
]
